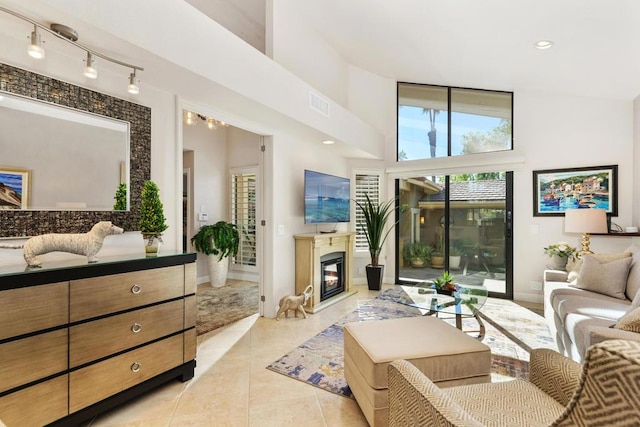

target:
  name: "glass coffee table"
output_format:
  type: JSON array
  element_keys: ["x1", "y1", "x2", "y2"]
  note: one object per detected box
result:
[{"x1": 396, "y1": 283, "x2": 489, "y2": 340}]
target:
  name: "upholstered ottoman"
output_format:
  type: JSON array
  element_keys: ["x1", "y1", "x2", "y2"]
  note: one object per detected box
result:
[{"x1": 343, "y1": 316, "x2": 491, "y2": 427}]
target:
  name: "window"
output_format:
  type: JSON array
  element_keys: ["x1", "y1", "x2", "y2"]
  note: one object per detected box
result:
[
  {"x1": 398, "y1": 83, "x2": 513, "y2": 161},
  {"x1": 354, "y1": 171, "x2": 382, "y2": 253},
  {"x1": 230, "y1": 167, "x2": 257, "y2": 271}
]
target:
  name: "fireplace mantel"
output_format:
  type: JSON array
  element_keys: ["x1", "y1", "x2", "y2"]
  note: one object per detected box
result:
[{"x1": 294, "y1": 232, "x2": 356, "y2": 313}]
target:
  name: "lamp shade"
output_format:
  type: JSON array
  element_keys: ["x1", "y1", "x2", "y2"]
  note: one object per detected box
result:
[{"x1": 564, "y1": 209, "x2": 607, "y2": 234}]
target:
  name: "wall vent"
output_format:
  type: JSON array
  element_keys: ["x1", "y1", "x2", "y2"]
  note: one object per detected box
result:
[{"x1": 309, "y1": 91, "x2": 330, "y2": 117}]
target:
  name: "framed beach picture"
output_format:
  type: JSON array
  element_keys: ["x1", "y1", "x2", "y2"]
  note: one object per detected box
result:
[
  {"x1": 0, "y1": 167, "x2": 30, "y2": 210},
  {"x1": 533, "y1": 165, "x2": 618, "y2": 217}
]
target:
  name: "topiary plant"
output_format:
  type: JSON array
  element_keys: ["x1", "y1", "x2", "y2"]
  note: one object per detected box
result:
[
  {"x1": 138, "y1": 180, "x2": 168, "y2": 235},
  {"x1": 191, "y1": 221, "x2": 240, "y2": 261},
  {"x1": 113, "y1": 183, "x2": 127, "y2": 211}
]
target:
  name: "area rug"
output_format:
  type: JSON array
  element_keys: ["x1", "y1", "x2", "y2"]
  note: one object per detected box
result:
[
  {"x1": 196, "y1": 280, "x2": 259, "y2": 335},
  {"x1": 266, "y1": 286, "x2": 557, "y2": 398}
]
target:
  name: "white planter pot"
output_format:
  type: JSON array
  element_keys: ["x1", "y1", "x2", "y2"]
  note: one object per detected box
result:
[{"x1": 207, "y1": 255, "x2": 229, "y2": 288}]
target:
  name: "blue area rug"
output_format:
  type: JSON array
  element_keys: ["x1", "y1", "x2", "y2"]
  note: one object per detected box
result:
[{"x1": 266, "y1": 287, "x2": 556, "y2": 398}]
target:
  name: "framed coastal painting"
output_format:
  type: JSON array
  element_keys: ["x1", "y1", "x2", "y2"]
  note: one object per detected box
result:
[
  {"x1": 533, "y1": 165, "x2": 618, "y2": 217},
  {"x1": 0, "y1": 167, "x2": 30, "y2": 210}
]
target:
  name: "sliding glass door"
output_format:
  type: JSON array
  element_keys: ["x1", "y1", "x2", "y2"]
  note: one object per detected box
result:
[{"x1": 396, "y1": 172, "x2": 513, "y2": 299}]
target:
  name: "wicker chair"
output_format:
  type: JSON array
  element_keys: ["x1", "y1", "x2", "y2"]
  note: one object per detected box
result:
[{"x1": 388, "y1": 339, "x2": 640, "y2": 426}]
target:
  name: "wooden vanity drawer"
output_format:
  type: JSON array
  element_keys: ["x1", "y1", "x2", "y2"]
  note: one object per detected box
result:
[
  {"x1": 185, "y1": 262, "x2": 197, "y2": 295},
  {"x1": 0, "y1": 329, "x2": 68, "y2": 394},
  {"x1": 70, "y1": 299, "x2": 185, "y2": 367},
  {"x1": 0, "y1": 282, "x2": 68, "y2": 340},
  {"x1": 0, "y1": 375, "x2": 68, "y2": 427},
  {"x1": 184, "y1": 295, "x2": 196, "y2": 328},
  {"x1": 69, "y1": 334, "x2": 184, "y2": 412},
  {"x1": 70, "y1": 265, "x2": 184, "y2": 321}
]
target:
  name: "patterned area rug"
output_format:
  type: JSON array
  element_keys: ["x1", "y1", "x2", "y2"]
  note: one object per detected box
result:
[
  {"x1": 196, "y1": 280, "x2": 259, "y2": 335},
  {"x1": 266, "y1": 286, "x2": 556, "y2": 398}
]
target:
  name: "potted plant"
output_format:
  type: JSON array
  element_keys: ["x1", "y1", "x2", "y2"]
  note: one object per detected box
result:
[
  {"x1": 138, "y1": 180, "x2": 168, "y2": 255},
  {"x1": 449, "y1": 245, "x2": 464, "y2": 270},
  {"x1": 432, "y1": 270, "x2": 458, "y2": 295},
  {"x1": 544, "y1": 241, "x2": 577, "y2": 271},
  {"x1": 430, "y1": 231, "x2": 445, "y2": 268},
  {"x1": 354, "y1": 194, "x2": 396, "y2": 290},
  {"x1": 191, "y1": 221, "x2": 240, "y2": 287},
  {"x1": 403, "y1": 241, "x2": 433, "y2": 268},
  {"x1": 113, "y1": 183, "x2": 127, "y2": 211}
]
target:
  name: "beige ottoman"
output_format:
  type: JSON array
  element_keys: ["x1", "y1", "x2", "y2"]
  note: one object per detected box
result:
[{"x1": 344, "y1": 316, "x2": 491, "y2": 427}]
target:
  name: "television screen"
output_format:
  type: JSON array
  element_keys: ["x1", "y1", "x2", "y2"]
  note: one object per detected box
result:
[{"x1": 304, "y1": 170, "x2": 350, "y2": 224}]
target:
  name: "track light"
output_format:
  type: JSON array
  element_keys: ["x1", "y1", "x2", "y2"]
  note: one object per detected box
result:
[
  {"x1": 127, "y1": 70, "x2": 139, "y2": 95},
  {"x1": 1, "y1": 6, "x2": 144, "y2": 94},
  {"x1": 83, "y1": 52, "x2": 98, "y2": 79},
  {"x1": 27, "y1": 24, "x2": 44, "y2": 59},
  {"x1": 206, "y1": 117, "x2": 217, "y2": 129}
]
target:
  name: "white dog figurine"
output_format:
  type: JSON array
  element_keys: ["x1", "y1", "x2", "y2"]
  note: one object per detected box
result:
[
  {"x1": 276, "y1": 285, "x2": 313, "y2": 320},
  {"x1": 23, "y1": 221, "x2": 124, "y2": 267}
]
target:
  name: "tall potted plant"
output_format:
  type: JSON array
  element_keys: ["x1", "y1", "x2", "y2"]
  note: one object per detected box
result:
[
  {"x1": 138, "y1": 180, "x2": 168, "y2": 255},
  {"x1": 354, "y1": 194, "x2": 396, "y2": 290},
  {"x1": 191, "y1": 221, "x2": 240, "y2": 287}
]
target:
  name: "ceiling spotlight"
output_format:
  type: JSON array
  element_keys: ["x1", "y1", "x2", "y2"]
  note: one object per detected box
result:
[
  {"x1": 27, "y1": 24, "x2": 45, "y2": 59},
  {"x1": 206, "y1": 118, "x2": 217, "y2": 129},
  {"x1": 184, "y1": 111, "x2": 198, "y2": 126},
  {"x1": 83, "y1": 52, "x2": 98, "y2": 79},
  {"x1": 322, "y1": 140, "x2": 335, "y2": 145},
  {"x1": 534, "y1": 40, "x2": 554, "y2": 50},
  {"x1": 127, "y1": 70, "x2": 139, "y2": 94}
]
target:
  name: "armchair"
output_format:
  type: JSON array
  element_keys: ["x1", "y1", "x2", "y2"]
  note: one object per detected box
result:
[{"x1": 388, "y1": 339, "x2": 640, "y2": 426}]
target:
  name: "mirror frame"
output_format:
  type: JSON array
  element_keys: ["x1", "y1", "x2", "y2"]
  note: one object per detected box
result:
[{"x1": 0, "y1": 62, "x2": 150, "y2": 236}]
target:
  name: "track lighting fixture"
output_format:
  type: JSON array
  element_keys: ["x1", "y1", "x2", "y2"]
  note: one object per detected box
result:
[
  {"x1": 27, "y1": 24, "x2": 44, "y2": 59},
  {"x1": 183, "y1": 111, "x2": 229, "y2": 129},
  {"x1": 128, "y1": 70, "x2": 139, "y2": 94},
  {"x1": 0, "y1": 5, "x2": 144, "y2": 94},
  {"x1": 83, "y1": 52, "x2": 97, "y2": 79}
]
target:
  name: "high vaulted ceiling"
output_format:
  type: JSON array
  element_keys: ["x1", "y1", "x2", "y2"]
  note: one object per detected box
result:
[
  {"x1": 201, "y1": 0, "x2": 640, "y2": 102},
  {"x1": 295, "y1": 0, "x2": 640, "y2": 101}
]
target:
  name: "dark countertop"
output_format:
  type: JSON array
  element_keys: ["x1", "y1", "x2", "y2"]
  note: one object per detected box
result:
[{"x1": 0, "y1": 251, "x2": 197, "y2": 290}]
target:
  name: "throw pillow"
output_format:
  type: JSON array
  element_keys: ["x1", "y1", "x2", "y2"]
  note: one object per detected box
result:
[
  {"x1": 574, "y1": 254, "x2": 632, "y2": 299},
  {"x1": 568, "y1": 251, "x2": 632, "y2": 283},
  {"x1": 614, "y1": 307, "x2": 640, "y2": 333}
]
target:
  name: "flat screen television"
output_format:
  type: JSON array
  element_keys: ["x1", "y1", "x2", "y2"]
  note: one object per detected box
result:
[{"x1": 304, "y1": 170, "x2": 350, "y2": 224}]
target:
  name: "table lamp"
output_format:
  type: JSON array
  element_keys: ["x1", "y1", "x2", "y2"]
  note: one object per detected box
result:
[{"x1": 564, "y1": 208, "x2": 607, "y2": 258}]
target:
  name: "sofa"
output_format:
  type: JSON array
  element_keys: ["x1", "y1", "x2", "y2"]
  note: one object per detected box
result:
[
  {"x1": 387, "y1": 339, "x2": 640, "y2": 426},
  {"x1": 543, "y1": 244, "x2": 640, "y2": 362}
]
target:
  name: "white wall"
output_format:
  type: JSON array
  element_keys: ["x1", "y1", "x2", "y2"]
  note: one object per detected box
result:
[
  {"x1": 270, "y1": 0, "x2": 349, "y2": 107},
  {"x1": 183, "y1": 123, "x2": 228, "y2": 280}
]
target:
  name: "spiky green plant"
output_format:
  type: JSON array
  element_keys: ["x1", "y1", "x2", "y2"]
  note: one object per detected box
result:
[
  {"x1": 113, "y1": 183, "x2": 127, "y2": 211},
  {"x1": 354, "y1": 194, "x2": 396, "y2": 266},
  {"x1": 138, "y1": 180, "x2": 168, "y2": 235},
  {"x1": 191, "y1": 221, "x2": 240, "y2": 261}
]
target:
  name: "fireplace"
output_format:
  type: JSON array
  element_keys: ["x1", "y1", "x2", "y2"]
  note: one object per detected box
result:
[{"x1": 320, "y1": 252, "x2": 345, "y2": 301}]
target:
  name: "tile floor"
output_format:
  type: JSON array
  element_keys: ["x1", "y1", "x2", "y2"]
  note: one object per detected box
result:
[
  {"x1": 87, "y1": 284, "x2": 386, "y2": 426},
  {"x1": 87, "y1": 284, "x2": 544, "y2": 426}
]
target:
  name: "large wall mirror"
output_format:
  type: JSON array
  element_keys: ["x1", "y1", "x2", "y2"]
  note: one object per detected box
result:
[
  {"x1": 0, "y1": 91, "x2": 130, "y2": 211},
  {"x1": 0, "y1": 63, "x2": 150, "y2": 236}
]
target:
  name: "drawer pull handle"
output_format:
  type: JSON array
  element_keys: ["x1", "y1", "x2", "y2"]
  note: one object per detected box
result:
[
  {"x1": 131, "y1": 362, "x2": 141, "y2": 373},
  {"x1": 131, "y1": 284, "x2": 142, "y2": 294},
  {"x1": 131, "y1": 323, "x2": 142, "y2": 333}
]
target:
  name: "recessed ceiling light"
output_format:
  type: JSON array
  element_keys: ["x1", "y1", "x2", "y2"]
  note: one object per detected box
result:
[
  {"x1": 322, "y1": 140, "x2": 335, "y2": 145},
  {"x1": 534, "y1": 40, "x2": 554, "y2": 50}
]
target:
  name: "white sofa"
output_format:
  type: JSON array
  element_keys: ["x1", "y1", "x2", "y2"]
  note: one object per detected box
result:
[{"x1": 543, "y1": 245, "x2": 640, "y2": 362}]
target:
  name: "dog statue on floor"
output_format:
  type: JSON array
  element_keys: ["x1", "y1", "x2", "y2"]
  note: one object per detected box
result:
[
  {"x1": 21, "y1": 221, "x2": 124, "y2": 267},
  {"x1": 276, "y1": 285, "x2": 313, "y2": 320}
]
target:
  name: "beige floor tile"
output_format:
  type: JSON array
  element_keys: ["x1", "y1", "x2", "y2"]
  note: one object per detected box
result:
[
  {"x1": 248, "y1": 395, "x2": 326, "y2": 427},
  {"x1": 81, "y1": 285, "x2": 389, "y2": 426}
]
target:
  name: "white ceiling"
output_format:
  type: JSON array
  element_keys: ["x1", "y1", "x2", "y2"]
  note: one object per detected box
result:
[{"x1": 287, "y1": 0, "x2": 640, "y2": 101}]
